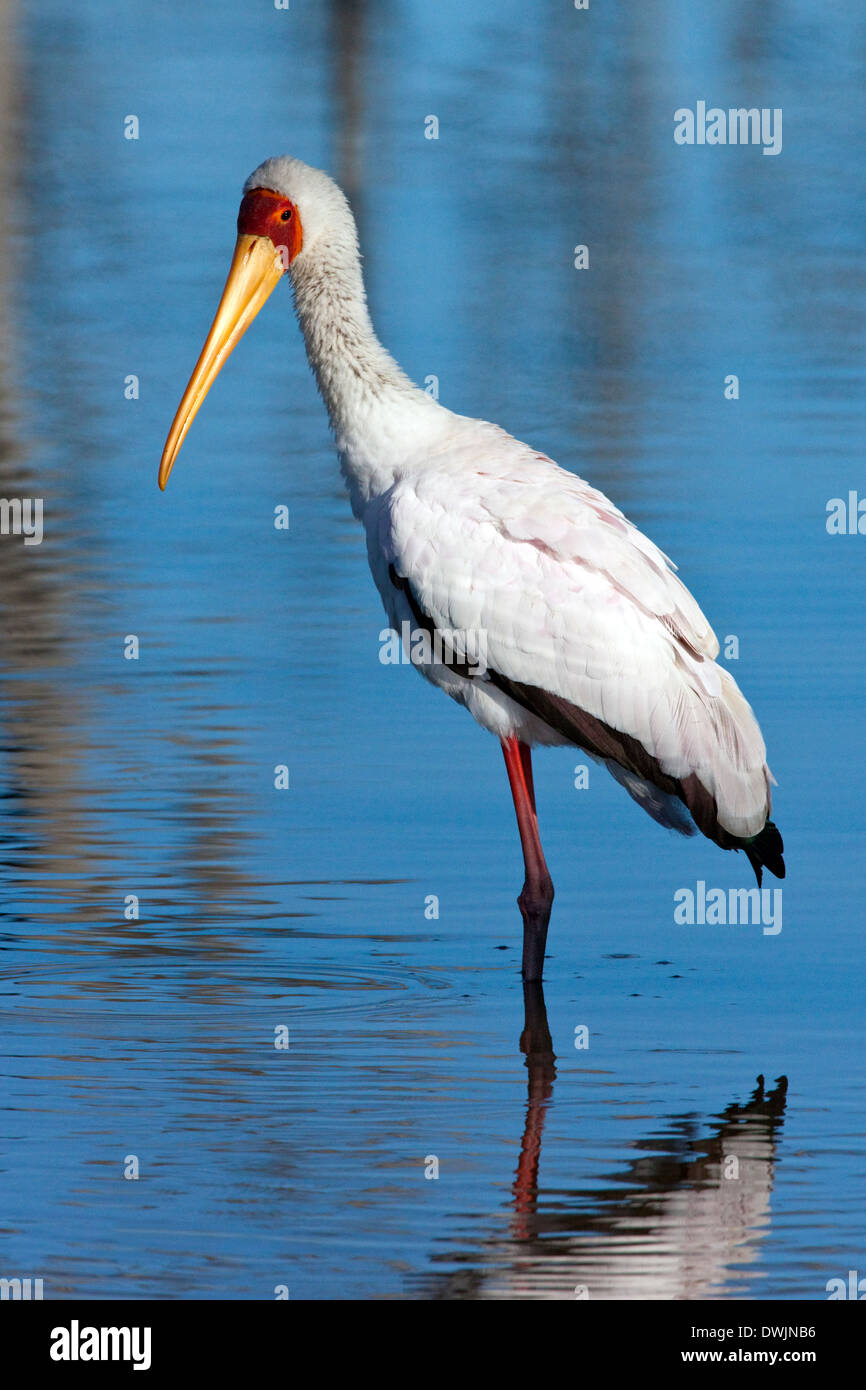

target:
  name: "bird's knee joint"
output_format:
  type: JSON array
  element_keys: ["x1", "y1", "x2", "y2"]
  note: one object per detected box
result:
[{"x1": 519, "y1": 876, "x2": 554, "y2": 919}]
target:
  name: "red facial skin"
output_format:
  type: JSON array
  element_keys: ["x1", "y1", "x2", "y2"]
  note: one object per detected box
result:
[{"x1": 237, "y1": 188, "x2": 303, "y2": 267}]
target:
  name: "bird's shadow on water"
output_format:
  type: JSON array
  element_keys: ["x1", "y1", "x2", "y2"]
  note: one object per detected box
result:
[{"x1": 413, "y1": 983, "x2": 789, "y2": 1300}]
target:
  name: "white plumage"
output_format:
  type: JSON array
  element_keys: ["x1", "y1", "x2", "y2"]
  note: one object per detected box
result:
[
  {"x1": 160, "y1": 155, "x2": 784, "y2": 980},
  {"x1": 372, "y1": 431, "x2": 770, "y2": 839}
]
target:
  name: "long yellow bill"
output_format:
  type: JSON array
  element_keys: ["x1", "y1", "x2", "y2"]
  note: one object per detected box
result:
[{"x1": 159, "y1": 233, "x2": 284, "y2": 489}]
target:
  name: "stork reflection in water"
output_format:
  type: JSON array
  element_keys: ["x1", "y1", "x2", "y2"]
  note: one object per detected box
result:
[{"x1": 418, "y1": 985, "x2": 788, "y2": 1300}]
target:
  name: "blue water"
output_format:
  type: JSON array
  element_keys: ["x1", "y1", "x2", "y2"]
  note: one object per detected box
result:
[{"x1": 0, "y1": 0, "x2": 864, "y2": 1299}]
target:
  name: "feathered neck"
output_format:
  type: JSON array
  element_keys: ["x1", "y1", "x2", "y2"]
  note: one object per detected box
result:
[
  {"x1": 289, "y1": 231, "x2": 419, "y2": 436},
  {"x1": 287, "y1": 216, "x2": 452, "y2": 510}
]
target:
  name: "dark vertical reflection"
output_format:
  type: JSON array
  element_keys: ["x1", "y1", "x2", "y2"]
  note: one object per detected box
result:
[
  {"x1": 539, "y1": 0, "x2": 664, "y2": 506},
  {"x1": 0, "y1": 3, "x2": 284, "y2": 977},
  {"x1": 0, "y1": 0, "x2": 91, "y2": 893},
  {"x1": 330, "y1": 0, "x2": 366, "y2": 215}
]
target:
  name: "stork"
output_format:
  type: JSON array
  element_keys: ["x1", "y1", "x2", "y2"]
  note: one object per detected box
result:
[{"x1": 159, "y1": 156, "x2": 784, "y2": 981}]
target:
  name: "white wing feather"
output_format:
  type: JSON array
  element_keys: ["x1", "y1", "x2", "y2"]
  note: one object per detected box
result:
[{"x1": 372, "y1": 422, "x2": 771, "y2": 840}]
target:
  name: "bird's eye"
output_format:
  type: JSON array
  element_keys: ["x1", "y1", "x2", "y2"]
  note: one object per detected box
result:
[{"x1": 280, "y1": 209, "x2": 293, "y2": 222}]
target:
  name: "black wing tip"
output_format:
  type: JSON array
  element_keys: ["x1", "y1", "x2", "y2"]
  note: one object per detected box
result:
[{"x1": 744, "y1": 819, "x2": 786, "y2": 887}]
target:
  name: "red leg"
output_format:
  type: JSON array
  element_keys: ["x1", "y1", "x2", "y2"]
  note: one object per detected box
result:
[
  {"x1": 518, "y1": 741, "x2": 536, "y2": 813},
  {"x1": 501, "y1": 737, "x2": 554, "y2": 980}
]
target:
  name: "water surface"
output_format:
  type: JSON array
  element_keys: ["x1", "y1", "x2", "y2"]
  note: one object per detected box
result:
[{"x1": 0, "y1": 0, "x2": 864, "y2": 1299}]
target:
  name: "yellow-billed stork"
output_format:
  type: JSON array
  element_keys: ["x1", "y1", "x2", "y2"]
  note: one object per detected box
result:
[{"x1": 159, "y1": 156, "x2": 784, "y2": 981}]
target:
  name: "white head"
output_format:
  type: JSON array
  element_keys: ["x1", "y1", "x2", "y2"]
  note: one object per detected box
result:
[
  {"x1": 242, "y1": 156, "x2": 357, "y2": 266},
  {"x1": 158, "y1": 156, "x2": 359, "y2": 489}
]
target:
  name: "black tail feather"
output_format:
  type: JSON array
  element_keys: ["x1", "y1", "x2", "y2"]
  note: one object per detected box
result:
[{"x1": 743, "y1": 820, "x2": 785, "y2": 887}]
